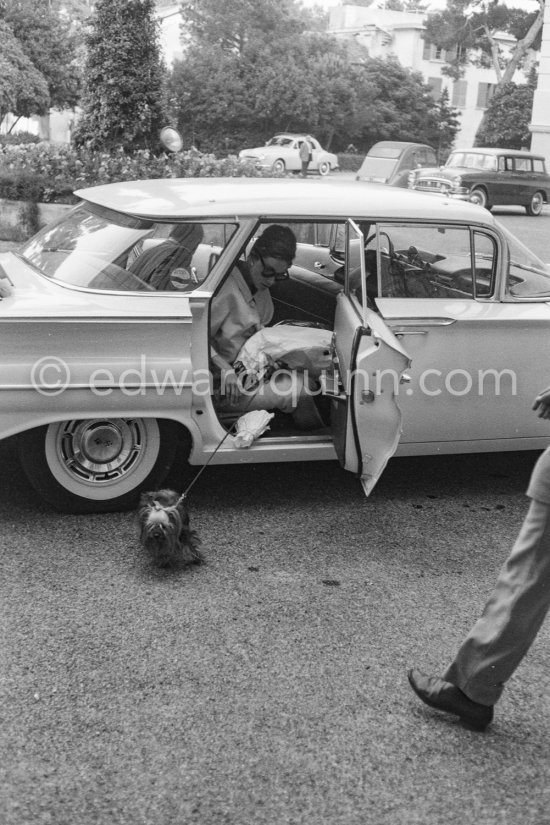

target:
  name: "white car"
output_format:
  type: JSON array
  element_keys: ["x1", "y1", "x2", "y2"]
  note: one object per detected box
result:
[
  {"x1": 1, "y1": 178, "x2": 550, "y2": 513},
  {"x1": 239, "y1": 134, "x2": 339, "y2": 176}
]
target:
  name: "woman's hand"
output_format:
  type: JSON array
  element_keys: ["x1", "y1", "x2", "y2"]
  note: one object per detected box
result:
[{"x1": 221, "y1": 368, "x2": 241, "y2": 405}]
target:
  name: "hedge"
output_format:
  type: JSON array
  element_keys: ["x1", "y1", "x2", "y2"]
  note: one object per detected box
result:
[
  {"x1": 0, "y1": 142, "x2": 360, "y2": 204},
  {"x1": 0, "y1": 142, "x2": 282, "y2": 204}
]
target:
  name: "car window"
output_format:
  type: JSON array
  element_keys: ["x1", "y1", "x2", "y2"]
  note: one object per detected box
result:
[
  {"x1": 533, "y1": 158, "x2": 545, "y2": 173},
  {"x1": 368, "y1": 146, "x2": 402, "y2": 159},
  {"x1": 287, "y1": 222, "x2": 333, "y2": 247},
  {"x1": 447, "y1": 152, "x2": 497, "y2": 171},
  {"x1": 266, "y1": 136, "x2": 293, "y2": 147},
  {"x1": 502, "y1": 225, "x2": 550, "y2": 298},
  {"x1": 357, "y1": 157, "x2": 398, "y2": 179},
  {"x1": 514, "y1": 157, "x2": 531, "y2": 172},
  {"x1": 20, "y1": 204, "x2": 238, "y2": 292},
  {"x1": 366, "y1": 223, "x2": 496, "y2": 300}
]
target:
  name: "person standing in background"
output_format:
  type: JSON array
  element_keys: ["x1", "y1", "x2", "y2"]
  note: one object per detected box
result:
[{"x1": 299, "y1": 136, "x2": 313, "y2": 178}]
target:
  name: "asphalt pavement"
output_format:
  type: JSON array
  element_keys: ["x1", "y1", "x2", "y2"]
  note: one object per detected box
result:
[
  {"x1": 2, "y1": 441, "x2": 550, "y2": 825},
  {"x1": 2, "y1": 193, "x2": 550, "y2": 825}
]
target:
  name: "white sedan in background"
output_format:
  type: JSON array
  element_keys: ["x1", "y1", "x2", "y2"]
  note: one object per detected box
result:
[{"x1": 239, "y1": 134, "x2": 339, "y2": 175}]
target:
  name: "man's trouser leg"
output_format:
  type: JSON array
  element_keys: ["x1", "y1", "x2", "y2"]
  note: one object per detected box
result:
[{"x1": 443, "y1": 498, "x2": 550, "y2": 706}]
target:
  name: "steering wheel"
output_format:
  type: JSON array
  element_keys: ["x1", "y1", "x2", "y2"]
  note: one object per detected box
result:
[{"x1": 364, "y1": 231, "x2": 394, "y2": 255}]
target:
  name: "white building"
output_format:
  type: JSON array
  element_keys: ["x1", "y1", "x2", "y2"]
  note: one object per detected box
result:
[
  {"x1": 327, "y1": 3, "x2": 536, "y2": 148},
  {"x1": 156, "y1": 0, "x2": 183, "y2": 66}
]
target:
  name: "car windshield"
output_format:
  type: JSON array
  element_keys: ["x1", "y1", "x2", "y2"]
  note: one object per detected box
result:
[
  {"x1": 501, "y1": 224, "x2": 550, "y2": 298},
  {"x1": 446, "y1": 152, "x2": 498, "y2": 171},
  {"x1": 358, "y1": 158, "x2": 397, "y2": 178},
  {"x1": 19, "y1": 204, "x2": 237, "y2": 293},
  {"x1": 266, "y1": 136, "x2": 294, "y2": 147}
]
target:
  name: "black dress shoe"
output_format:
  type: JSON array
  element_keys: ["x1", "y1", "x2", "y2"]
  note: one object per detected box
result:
[{"x1": 407, "y1": 668, "x2": 494, "y2": 731}]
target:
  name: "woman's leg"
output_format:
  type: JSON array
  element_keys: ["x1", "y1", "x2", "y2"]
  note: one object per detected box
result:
[{"x1": 216, "y1": 371, "x2": 325, "y2": 429}]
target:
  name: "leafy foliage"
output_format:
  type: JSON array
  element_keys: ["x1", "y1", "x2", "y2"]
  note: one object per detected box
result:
[
  {"x1": 1, "y1": 0, "x2": 81, "y2": 112},
  {"x1": 0, "y1": 141, "x2": 276, "y2": 203},
  {"x1": 179, "y1": 0, "x2": 308, "y2": 53},
  {"x1": 474, "y1": 81, "x2": 535, "y2": 149},
  {"x1": 168, "y1": 0, "x2": 459, "y2": 154},
  {"x1": 73, "y1": 0, "x2": 168, "y2": 152},
  {"x1": 424, "y1": 0, "x2": 544, "y2": 83},
  {"x1": 345, "y1": 58, "x2": 459, "y2": 155},
  {"x1": 0, "y1": 20, "x2": 50, "y2": 124}
]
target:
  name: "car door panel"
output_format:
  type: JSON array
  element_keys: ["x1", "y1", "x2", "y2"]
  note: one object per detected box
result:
[
  {"x1": 376, "y1": 297, "x2": 550, "y2": 446},
  {"x1": 330, "y1": 292, "x2": 410, "y2": 494}
]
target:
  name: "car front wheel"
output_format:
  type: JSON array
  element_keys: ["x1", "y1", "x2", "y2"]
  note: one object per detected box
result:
[
  {"x1": 318, "y1": 161, "x2": 331, "y2": 176},
  {"x1": 525, "y1": 191, "x2": 544, "y2": 216},
  {"x1": 18, "y1": 418, "x2": 179, "y2": 513},
  {"x1": 468, "y1": 187, "x2": 490, "y2": 209},
  {"x1": 272, "y1": 159, "x2": 286, "y2": 174}
]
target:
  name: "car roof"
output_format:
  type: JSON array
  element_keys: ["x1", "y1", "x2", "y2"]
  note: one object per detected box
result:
[
  {"x1": 368, "y1": 141, "x2": 434, "y2": 153},
  {"x1": 75, "y1": 177, "x2": 497, "y2": 224},
  {"x1": 451, "y1": 147, "x2": 545, "y2": 159}
]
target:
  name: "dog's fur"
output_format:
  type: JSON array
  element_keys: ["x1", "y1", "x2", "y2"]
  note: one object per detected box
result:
[{"x1": 138, "y1": 489, "x2": 203, "y2": 568}]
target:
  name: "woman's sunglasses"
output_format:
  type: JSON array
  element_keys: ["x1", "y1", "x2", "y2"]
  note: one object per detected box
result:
[{"x1": 256, "y1": 251, "x2": 289, "y2": 281}]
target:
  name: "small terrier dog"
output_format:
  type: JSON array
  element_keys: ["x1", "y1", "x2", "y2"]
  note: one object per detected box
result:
[{"x1": 138, "y1": 489, "x2": 203, "y2": 568}]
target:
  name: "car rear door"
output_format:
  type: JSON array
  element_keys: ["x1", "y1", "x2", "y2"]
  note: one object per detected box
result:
[{"x1": 325, "y1": 221, "x2": 411, "y2": 494}]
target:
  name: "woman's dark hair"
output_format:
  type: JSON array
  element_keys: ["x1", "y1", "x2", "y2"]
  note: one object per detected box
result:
[{"x1": 252, "y1": 224, "x2": 297, "y2": 266}]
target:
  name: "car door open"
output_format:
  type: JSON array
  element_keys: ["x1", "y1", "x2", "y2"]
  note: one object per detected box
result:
[{"x1": 325, "y1": 220, "x2": 411, "y2": 495}]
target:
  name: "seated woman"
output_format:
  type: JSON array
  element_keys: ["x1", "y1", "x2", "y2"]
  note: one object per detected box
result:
[{"x1": 210, "y1": 224, "x2": 325, "y2": 430}]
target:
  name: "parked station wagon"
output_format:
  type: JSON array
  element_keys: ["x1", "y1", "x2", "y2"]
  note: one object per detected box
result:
[
  {"x1": 409, "y1": 147, "x2": 550, "y2": 215},
  {"x1": 2, "y1": 178, "x2": 550, "y2": 513}
]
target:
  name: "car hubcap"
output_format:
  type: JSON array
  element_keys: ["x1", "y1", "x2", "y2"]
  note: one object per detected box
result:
[
  {"x1": 47, "y1": 418, "x2": 156, "y2": 488},
  {"x1": 470, "y1": 190, "x2": 485, "y2": 206},
  {"x1": 532, "y1": 193, "x2": 543, "y2": 213}
]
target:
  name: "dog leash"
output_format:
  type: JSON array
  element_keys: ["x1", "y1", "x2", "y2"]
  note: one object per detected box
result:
[
  {"x1": 176, "y1": 423, "x2": 237, "y2": 504},
  {"x1": 175, "y1": 389, "x2": 259, "y2": 505}
]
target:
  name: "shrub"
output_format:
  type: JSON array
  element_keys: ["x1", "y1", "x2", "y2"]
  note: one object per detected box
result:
[
  {"x1": 0, "y1": 170, "x2": 48, "y2": 202},
  {"x1": 0, "y1": 131, "x2": 42, "y2": 146},
  {"x1": 337, "y1": 153, "x2": 365, "y2": 173},
  {"x1": 0, "y1": 142, "x2": 277, "y2": 203}
]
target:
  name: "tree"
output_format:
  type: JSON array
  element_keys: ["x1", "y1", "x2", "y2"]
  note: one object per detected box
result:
[
  {"x1": 73, "y1": 0, "x2": 167, "y2": 152},
  {"x1": 179, "y1": 0, "x2": 309, "y2": 54},
  {"x1": 2, "y1": 0, "x2": 82, "y2": 112},
  {"x1": 424, "y1": 0, "x2": 544, "y2": 85},
  {"x1": 346, "y1": 57, "x2": 460, "y2": 154},
  {"x1": 424, "y1": 0, "x2": 544, "y2": 144},
  {"x1": 0, "y1": 19, "x2": 50, "y2": 126},
  {"x1": 169, "y1": 0, "x2": 348, "y2": 151},
  {"x1": 475, "y1": 77, "x2": 537, "y2": 149},
  {"x1": 168, "y1": 0, "x2": 459, "y2": 154}
]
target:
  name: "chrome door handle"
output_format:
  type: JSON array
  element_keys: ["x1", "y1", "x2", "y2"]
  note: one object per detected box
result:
[{"x1": 314, "y1": 261, "x2": 326, "y2": 270}]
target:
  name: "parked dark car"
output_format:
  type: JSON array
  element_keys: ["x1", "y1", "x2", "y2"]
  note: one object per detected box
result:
[
  {"x1": 409, "y1": 147, "x2": 550, "y2": 216},
  {"x1": 356, "y1": 141, "x2": 437, "y2": 187}
]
